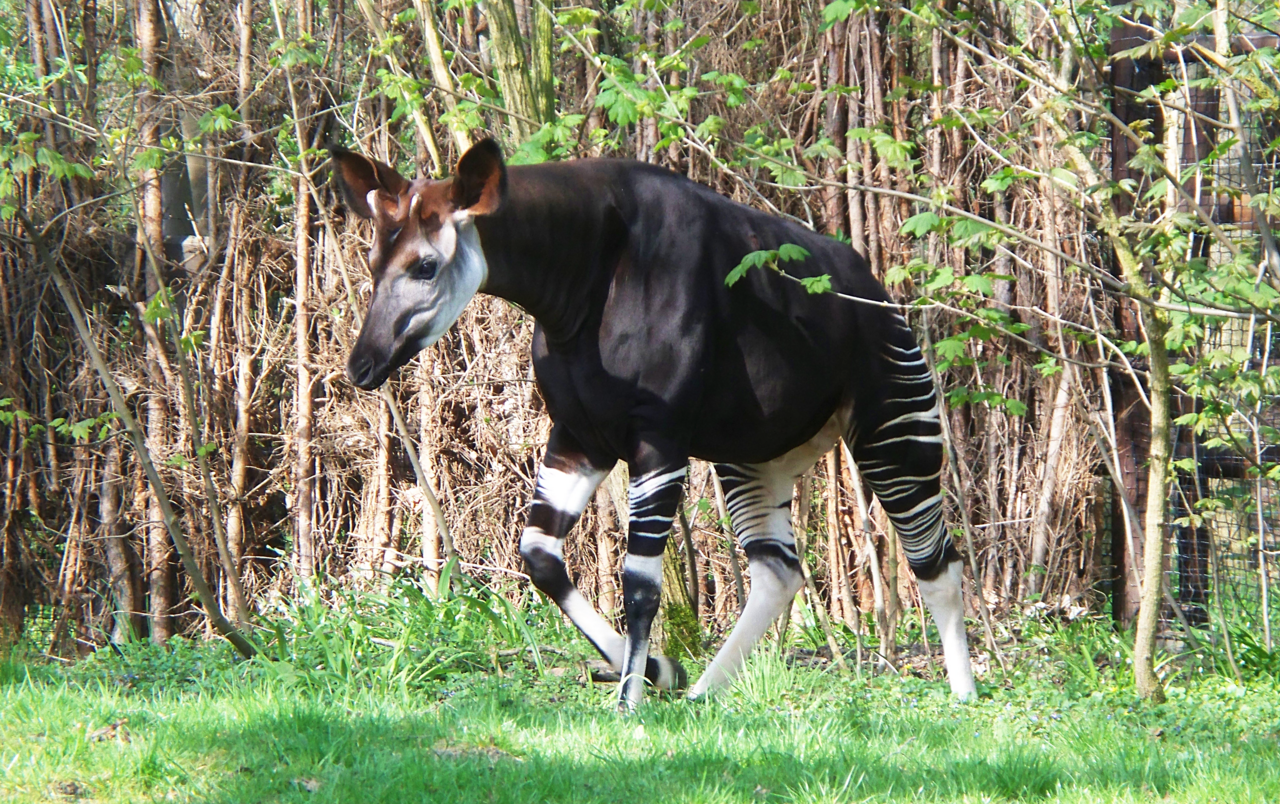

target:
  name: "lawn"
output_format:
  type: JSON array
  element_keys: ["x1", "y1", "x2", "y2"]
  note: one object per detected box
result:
[{"x1": 2, "y1": 584, "x2": 1279, "y2": 803}]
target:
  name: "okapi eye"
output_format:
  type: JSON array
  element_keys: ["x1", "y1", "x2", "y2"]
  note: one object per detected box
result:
[{"x1": 411, "y1": 257, "x2": 439, "y2": 281}]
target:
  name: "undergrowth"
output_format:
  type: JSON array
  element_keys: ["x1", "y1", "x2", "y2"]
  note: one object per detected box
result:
[{"x1": 2, "y1": 576, "x2": 1279, "y2": 803}]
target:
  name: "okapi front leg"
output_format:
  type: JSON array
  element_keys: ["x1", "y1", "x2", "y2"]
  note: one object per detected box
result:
[
  {"x1": 618, "y1": 460, "x2": 689, "y2": 710},
  {"x1": 518, "y1": 428, "x2": 624, "y2": 668},
  {"x1": 688, "y1": 463, "x2": 804, "y2": 699}
]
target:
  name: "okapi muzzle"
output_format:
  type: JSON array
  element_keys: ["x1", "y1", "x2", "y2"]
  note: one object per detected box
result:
[{"x1": 329, "y1": 140, "x2": 507, "y2": 390}]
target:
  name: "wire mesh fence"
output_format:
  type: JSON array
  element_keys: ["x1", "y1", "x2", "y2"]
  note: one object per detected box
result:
[{"x1": 1152, "y1": 75, "x2": 1276, "y2": 649}]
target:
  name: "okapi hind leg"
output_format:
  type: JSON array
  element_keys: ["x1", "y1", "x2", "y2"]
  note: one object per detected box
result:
[
  {"x1": 851, "y1": 315, "x2": 976, "y2": 699},
  {"x1": 916, "y1": 559, "x2": 976, "y2": 699},
  {"x1": 688, "y1": 462, "x2": 805, "y2": 699}
]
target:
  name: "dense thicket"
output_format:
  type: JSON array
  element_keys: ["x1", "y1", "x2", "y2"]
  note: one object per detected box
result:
[{"x1": 1, "y1": 0, "x2": 1277, "y2": 697}]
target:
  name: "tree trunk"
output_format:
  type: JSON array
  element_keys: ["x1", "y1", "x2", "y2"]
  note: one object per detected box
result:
[
  {"x1": 101, "y1": 441, "x2": 144, "y2": 641},
  {"x1": 842, "y1": 441, "x2": 890, "y2": 654},
  {"x1": 368, "y1": 399, "x2": 395, "y2": 578},
  {"x1": 845, "y1": 25, "x2": 864, "y2": 255},
  {"x1": 293, "y1": 161, "x2": 315, "y2": 579},
  {"x1": 1133, "y1": 310, "x2": 1172, "y2": 703},
  {"x1": 594, "y1": 486, "x2": 618, "y2": 618},
  {"x1": 133, "y1": 0, "x2": 175, "y2": 638},
  {"x1": 226, "y1": 347, "x2": 254, "y2": 573},
  {"x1": 660, "y1": 525, "x2": 700, "y2": 659},
  {"x1": 136, "y1": 0, "x2": 163, "y2": 299},
  {"x1": 1028, "y1": 367, "x2": 1072, "y2": 599},
  {"x1": 530, "y1": 0, "x2": 555, "y2": 123},
  {"x1": 417, "y1": 362, "x2": 441, "y2": 592},
  {"x1": 145, "y1": 394, "x2": 174, "y2": 643},
  {"x1": 821, "y1": 21, "x2": 846, "y2": 237},
  {"x1": 0, "y1": 417, "x2": 26, "y2": 650},
  {"x1": 412, "y1": 0, "x2": 474, "y2": 153},
  {"x1": 482, "y1": 0, "x2": 540, "y2": 139},
  {"x1": 825, "y1": 449, "x2": 855, "y2": 627}
]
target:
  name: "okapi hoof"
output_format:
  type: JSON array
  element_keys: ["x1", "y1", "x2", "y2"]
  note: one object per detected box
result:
[{"x1": 645, "y1": 655, "x2": 687, "y2": 691}]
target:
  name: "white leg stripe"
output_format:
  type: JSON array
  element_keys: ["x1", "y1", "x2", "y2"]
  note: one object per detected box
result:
[
  {"x1": 561, "y1": 589, "x2": 625, "y2": 669},
  {"x1": 917, "y1": 561, "x2": 976, "y2": 699},
  {"x1": 629, "y1": 467, "x2": 687, "y2": 503},
  {"x1": 537, "y1": 465, "x2": 607, "y2": 515},
  {"x1": 873, "y1": 409, "x2": 941, "y2": 435},
  {"x1": 689, "y1": 561, "x2": 802, "y2": 698},
  {"x1": 864, "y1": 433, "x2": 944, "y2": 449},
  {"x1": 886, "y1": 493, "x2": 943, "y2": 521},
  {"x1": 623, "y1": 553, "x2": 663, "y2": 583},
  {"x1": 519, "y1": 528, "x2": 562, "y2": 559}
]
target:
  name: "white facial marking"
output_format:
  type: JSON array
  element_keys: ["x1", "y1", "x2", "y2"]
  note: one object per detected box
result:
[{"x1": 401, "y1": 221, "x2": 489, "y2": 351}]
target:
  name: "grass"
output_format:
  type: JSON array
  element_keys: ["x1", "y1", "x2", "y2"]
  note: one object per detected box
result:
[{"x1": 2, "y1": 582, "x2": 1279, "y2": 803}]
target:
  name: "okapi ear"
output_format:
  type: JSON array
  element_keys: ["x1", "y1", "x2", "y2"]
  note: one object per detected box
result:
[
  {"x1": 450, "y1": 139, "x2": 506, "y2": 216},
  {"x1": 328, "y1": 146, "x2": 410, "y2": 219}
]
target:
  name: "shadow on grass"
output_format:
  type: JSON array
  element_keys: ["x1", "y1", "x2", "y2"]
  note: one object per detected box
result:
[{"x1": 158, "y1": 689, "x2": 1211, "y2": 804}]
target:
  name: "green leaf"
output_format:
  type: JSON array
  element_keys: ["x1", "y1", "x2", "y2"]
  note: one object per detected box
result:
[
  {"x1": 694, "y1": 115, "x2": 725, "y2": 139},
  {"x1": 961, "y1": 274, "x2": 994, "y2": 296},
  {"x1": 726, "y1": 249, "x2": 776, "y2": 287},
  {"x1": 823, "y1": 0, "x2": 857, "y2": 23},
  {"x1": 934, "y1": 337, "x2": 967, "y2": 362},
  {"x1": 981, "y1": 167, "x2": 1022, "y2": 194},
  {"x1": 558, "y1": 7, "x2": 599, "y2": 27},
  {"x1": 143, "y1": 291, "x2": 172, "y2": 324},
  {"x1": 1035, "y1": 357, "x2": 1063, "y2": 377},
  {"x1": 179, "y1": 331, "x2": 206, "y2": 354},
  {"x1": 884, "y1": 265, "x2": 912, "y2": 286},
  {"x1": 68, "y1": 418, "x2": 95, "y2": 442},
  {"x1": 725, "y1": 262, "x2": 752, "y2": 287},
  {"x1": 900, "y1": 212, "x2": 941, "y2": 238},
  {"x1": 776, "y1": 244, "x2": 810, "y2": 263},
  {"x1": 37, "y1": 148, "x2": 93, "y2": 181},
  {"x1": 800, "y1": 275, "x2": 832, "y2": 294},
  {"x1": 199, "y1": 104, "x2": 243, "y2": 135},
  {"x1": 923, "y1": 266, "x2": 955, "y2": 292},
  {"x1": 134, "y1": 148, "x2": 166, "y2": 172},
  {"x1": 1049, "y1": 167, "x2": 1079, "y2": 188},
  {"x1": 950, "y1": 218, "x2": 994, "y2": 242}
]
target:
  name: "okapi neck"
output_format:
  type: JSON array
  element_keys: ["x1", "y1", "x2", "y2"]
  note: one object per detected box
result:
[{"x1": 473, "y1": 187, "x2": 602, "y2": 343}]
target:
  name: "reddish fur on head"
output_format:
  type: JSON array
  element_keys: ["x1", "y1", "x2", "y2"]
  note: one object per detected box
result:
[
  {"x1": 332, "y1": 140, "x2": 507, "y2": 390},
  {"x1": 328, "y1": 139, "x2": 506, "y2": 226}
]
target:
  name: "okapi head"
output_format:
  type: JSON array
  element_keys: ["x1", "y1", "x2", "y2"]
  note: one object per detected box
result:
[{"x1": 330, "y1": 139, "x2": 507, "y2": 389}]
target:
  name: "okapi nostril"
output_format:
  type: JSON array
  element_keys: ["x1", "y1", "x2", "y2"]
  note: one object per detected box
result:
[{"x1": 347, "y1": 354, "x2": 375, "y2": 387}]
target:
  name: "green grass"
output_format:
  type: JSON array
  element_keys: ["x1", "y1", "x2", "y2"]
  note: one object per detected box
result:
[
  {"x1": 3, "y1": 647, "x2": 1279, "y2": 802},
  {"x1": 2, "y1": 581, "x2": 1279, "y2": 803}
]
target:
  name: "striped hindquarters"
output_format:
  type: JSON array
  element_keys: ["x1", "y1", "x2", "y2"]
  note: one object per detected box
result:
[
  {"x1": 850, "y1": 314, "x2": 955, "y2": 578},
  {"x1": 713, "y1": 463, "x2": 799, "y2": 566}
]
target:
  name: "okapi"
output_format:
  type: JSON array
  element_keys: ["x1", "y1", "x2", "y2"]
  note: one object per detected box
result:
[{"x1": 330, "y1": 139, "x2": 976, "y2": 707}]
